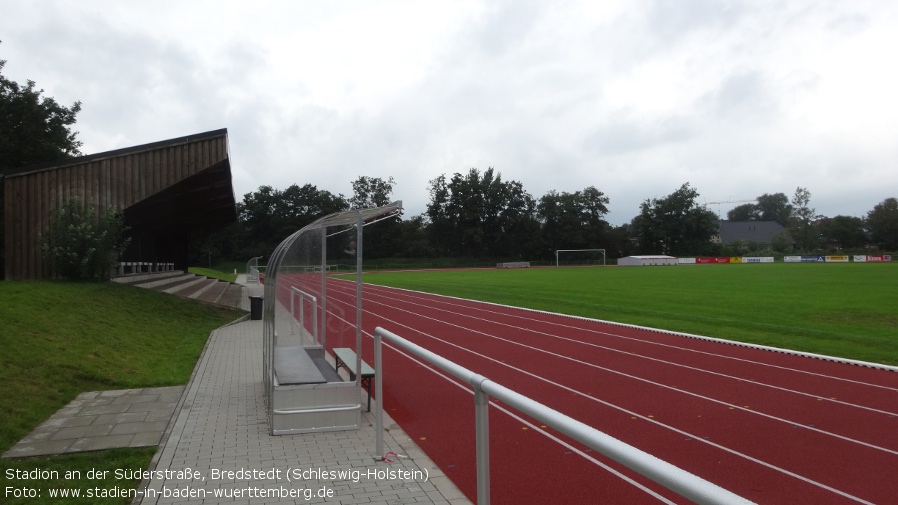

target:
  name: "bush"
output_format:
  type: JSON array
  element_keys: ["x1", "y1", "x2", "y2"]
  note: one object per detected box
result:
[{"x1": 41, "y1": 198, "x2": 129, "y2": 281}]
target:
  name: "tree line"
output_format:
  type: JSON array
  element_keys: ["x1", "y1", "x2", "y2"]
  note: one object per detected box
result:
[
  {"x1": 2, "y1": 52, "x2": 895, "y2": 274},
  {"x1": 191, "y1": 170, "x2": 898, "y2": 266}
]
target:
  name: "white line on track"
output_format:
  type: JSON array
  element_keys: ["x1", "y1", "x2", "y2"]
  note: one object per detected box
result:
[
  {"x1": 377, "y1": 336, "x2": 679, "y2": 504},
  {"x1": 365, "y1": 284, "x2": 898, "y2": 391},
  {"x1": 316, "y1": 287, "x2": 876, "y2": 505},
  {"x1": 353, "y1": 291, "x2": 898, "y2": 457},
  {"x1": 358, "y1": 286, "x2": 898, "y2": 418}
]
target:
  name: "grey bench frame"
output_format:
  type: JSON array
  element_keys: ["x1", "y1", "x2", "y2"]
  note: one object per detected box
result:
[{"x1": 333, "y1": 347, "x2": 375, "y2": 411}]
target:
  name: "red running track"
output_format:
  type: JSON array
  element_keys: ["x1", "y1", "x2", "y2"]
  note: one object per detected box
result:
[{"x1": 291, "y1": 277, "x2": 898, "y2": 504}]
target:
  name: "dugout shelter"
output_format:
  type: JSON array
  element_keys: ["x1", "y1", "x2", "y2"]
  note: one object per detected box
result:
[{"x1": 262, "y1": 201, "x2": 402, "y2": 435}]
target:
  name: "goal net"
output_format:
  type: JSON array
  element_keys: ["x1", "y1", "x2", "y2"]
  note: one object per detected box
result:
[{"x1": 555, "y1": 249, "x2": 606, "y2": 267}]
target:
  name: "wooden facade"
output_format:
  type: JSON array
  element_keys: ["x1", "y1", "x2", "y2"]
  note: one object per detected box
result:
[{"x1": 3, "y1": 128, "x2": 236, "y2": 280}]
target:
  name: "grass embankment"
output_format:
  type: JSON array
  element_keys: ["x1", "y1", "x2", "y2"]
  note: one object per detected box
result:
[
  {"x1": 0, "y1": 281, "x2": 242, "y2": 504},
  {"x1": 188, "y1": 266, "x2": 237, "y2": 283},
  {"x1": 364, "y1": 263, "x2": 898, "y2": 366}
]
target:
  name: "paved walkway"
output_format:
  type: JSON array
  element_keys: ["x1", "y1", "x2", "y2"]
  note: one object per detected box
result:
[
  {"x1": 2, "y1": 387, "x2": 184, "y2": 458},
  {"x1": 138, "y1": 319, "x2": 469, "y2": 504}
]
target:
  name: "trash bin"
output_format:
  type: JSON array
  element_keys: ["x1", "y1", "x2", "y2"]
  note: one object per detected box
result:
[{"x1": 249, "y1": 296, "x2": 263, "y2": 320}]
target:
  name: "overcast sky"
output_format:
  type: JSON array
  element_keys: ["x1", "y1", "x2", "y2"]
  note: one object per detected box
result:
[{"x1": 3, "y1": 0, "x2": 897, "y2": 226}]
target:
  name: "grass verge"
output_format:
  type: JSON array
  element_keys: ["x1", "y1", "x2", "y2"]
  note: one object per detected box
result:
[
  {"x1": 0, "y1": 281, "x2": 243, "y2": 504},
  {"x1": 188, "y1": 266, "x2": 237, "y2": 283},
  {"x1": 363, "y1": 263, "x2": 898, "y2": 366}
]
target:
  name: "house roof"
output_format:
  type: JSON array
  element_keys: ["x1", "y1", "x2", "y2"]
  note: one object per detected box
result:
[{"x1": 718, "y1": 221, "x2": 784, "y2": 245}]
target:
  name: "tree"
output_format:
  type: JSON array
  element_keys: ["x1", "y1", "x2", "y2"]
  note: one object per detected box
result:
[
  {"x1": 788, "y1": 187, "x2": 821, "y2": 252},
  {"x1": 867, "y1": 197, "x2": 898, "y2": 250},
  {"x1": 349, "y1": 176, "x2": 395, "y2": 209},
  {"x1": 818, "y1": 215, "x2": 867, "y2": 250},
  {"x1": 755, "y1": 193, "x2": 792, "y2": 226},
  {"x1": 41, "y1": 198, "x2": 129, "y2": 281},
  {"x1": 538, "y1": 186, "x2": 610, "y2": 252},
  {"x1": 725, "y1": 193, "x2": 791, "y2": 226},
  {"x1": 631, "y1": 183, "x2": 719, "y2": 256},
  {"x1": 396, "y1": 215, "x2": 435, "y2": 258},
  {"x1": 0, "y1": 58, "x2": 83, "y2": 171},
  {"x1": 425, "y1": 174, "x2": 454, "y2": 255},
  {"x1": 425, "y1": 168, "x2": 538, "y2": 257},
  {"x1": 349, "y1": 176, "x2": 402, "y2": 258},
  {"x1": 236, "y1": 184, "x2": 348, "y2": 257},
  {"x1": 727, "y1": 203, "x2": 759, "y2": 221}
]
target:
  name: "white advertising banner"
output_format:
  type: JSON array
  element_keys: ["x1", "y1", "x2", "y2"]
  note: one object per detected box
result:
[{"x1": 741, "y1": 257, "x2": 774, "y2": 263}]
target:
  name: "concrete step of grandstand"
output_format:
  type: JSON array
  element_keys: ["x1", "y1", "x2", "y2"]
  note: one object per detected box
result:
[
  {"x1": 195, "y1": 280, "x2": 230, "y2": 304},
  {"x1": 112, "y1": 271, "x2": 246, "y2": 310},
  {"x1": 176, "y1": 277, "x2": 221, "y2": 298},
  {"x1": 113, "y1": 270, "x2": 186, "y2": 287},
  {"x1": 135, "y1": 273, "x2": 206, "y2": 294}
]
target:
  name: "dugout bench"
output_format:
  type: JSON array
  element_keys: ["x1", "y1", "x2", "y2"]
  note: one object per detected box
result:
[{"x1": 332, "y1": 348, "x2": 375, "y2": 412}]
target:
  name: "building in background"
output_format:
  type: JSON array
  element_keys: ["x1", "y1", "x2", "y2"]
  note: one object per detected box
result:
[{"x1": 2, "y1": 129, "x2": 236, "y2": 280}]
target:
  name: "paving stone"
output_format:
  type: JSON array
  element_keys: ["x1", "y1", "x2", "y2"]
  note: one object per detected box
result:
[
  {"x1": 93, "y1": 412, "x2": 150, "y2": 425},
  {"x1": 133, "y1": 318, "x2": 470, "y2": 505},
  {"x1": 50, "y1": 424, "x2": 114, "y2": 440},
  {"x1": 2, "y1": 385, "x2": 184, "y2": 459},
  {"x1": 110, "y1": 421, "x2": 169, "y2": 435},
  {"x1": 130, "y1": 431, "x2": 165, "y2": 447},
  {"x1": 81, "y1": 404, "x2": 132, "y2": 415},
  {"x1": 3, "y1": 439, "x2": 75, "y2": 458},
  {"x1": 69, "y1": 434, "x2": 135, "y2": 452}
]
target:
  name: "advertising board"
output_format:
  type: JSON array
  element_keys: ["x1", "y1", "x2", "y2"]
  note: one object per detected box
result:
[
  {"x1": 854, "y1": 255, "x2": 893, "y2": 262},
  {"x1": 784, "y1": 256, "x2": 826, "y2": 263},
  {"x1": 695, "y1": 257, "x2": 731, "y2": 264}
]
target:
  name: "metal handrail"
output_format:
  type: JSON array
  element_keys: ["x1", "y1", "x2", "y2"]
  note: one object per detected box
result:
[
  {"x1": 373, "y1": 326, "x2": 754, "y2": 505},
  {"x1": 289, "y1": 287, "x2": 318, "y2": 345},
  {"x1": 246, "y1": 256, "x2": 262, "y2": 284}
]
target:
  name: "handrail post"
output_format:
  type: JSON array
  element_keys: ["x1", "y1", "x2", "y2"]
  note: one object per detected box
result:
[
  {"x1": 473, "y1": 385, "x2": 490, "y2": 505},
  {"x1": 290, "y1": 290, "x2": 296, "y2": 335},
  {"x1": 374, "y1": 330, "x2": 384, "y2": 458}
]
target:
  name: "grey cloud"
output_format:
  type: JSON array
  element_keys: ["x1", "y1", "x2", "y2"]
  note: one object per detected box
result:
[
  {"x1": 825, "y1": 11, "x2": 870, "y2": 35},
  {"x1": 697, "y1": 70, "x2": 777, "y2": 123},
  {"x1": 461, "y1": 0, "x2": 547, "y2": 58},
  {"x1": 583, "y1": 112, "x2": 696, "y2": 156},
  {"x1": 644, "y1": 0, "x2": 747, "y2": 47}
]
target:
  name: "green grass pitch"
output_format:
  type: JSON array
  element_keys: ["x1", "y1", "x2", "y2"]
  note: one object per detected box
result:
[{"x1": 364, "y1": 263, "x2": 898, "y2": 366}]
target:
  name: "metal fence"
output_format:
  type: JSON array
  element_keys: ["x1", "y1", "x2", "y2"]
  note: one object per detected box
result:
[
  {"x1": 373, "y1": 326, "x2": 754, "y2": 505},
  {"x1": 246, "y1": 256, "x2": 263, "y2": 284}
]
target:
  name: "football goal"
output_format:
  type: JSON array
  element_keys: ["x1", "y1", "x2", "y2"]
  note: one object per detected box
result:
[{"x1": 555, "y1": 249, "x2": 606, "y2": 267}]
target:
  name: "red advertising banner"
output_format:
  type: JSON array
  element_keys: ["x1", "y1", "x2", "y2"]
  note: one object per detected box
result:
[{"x1": 695, "y1": 257, "x2": 731, "y2": 264}]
